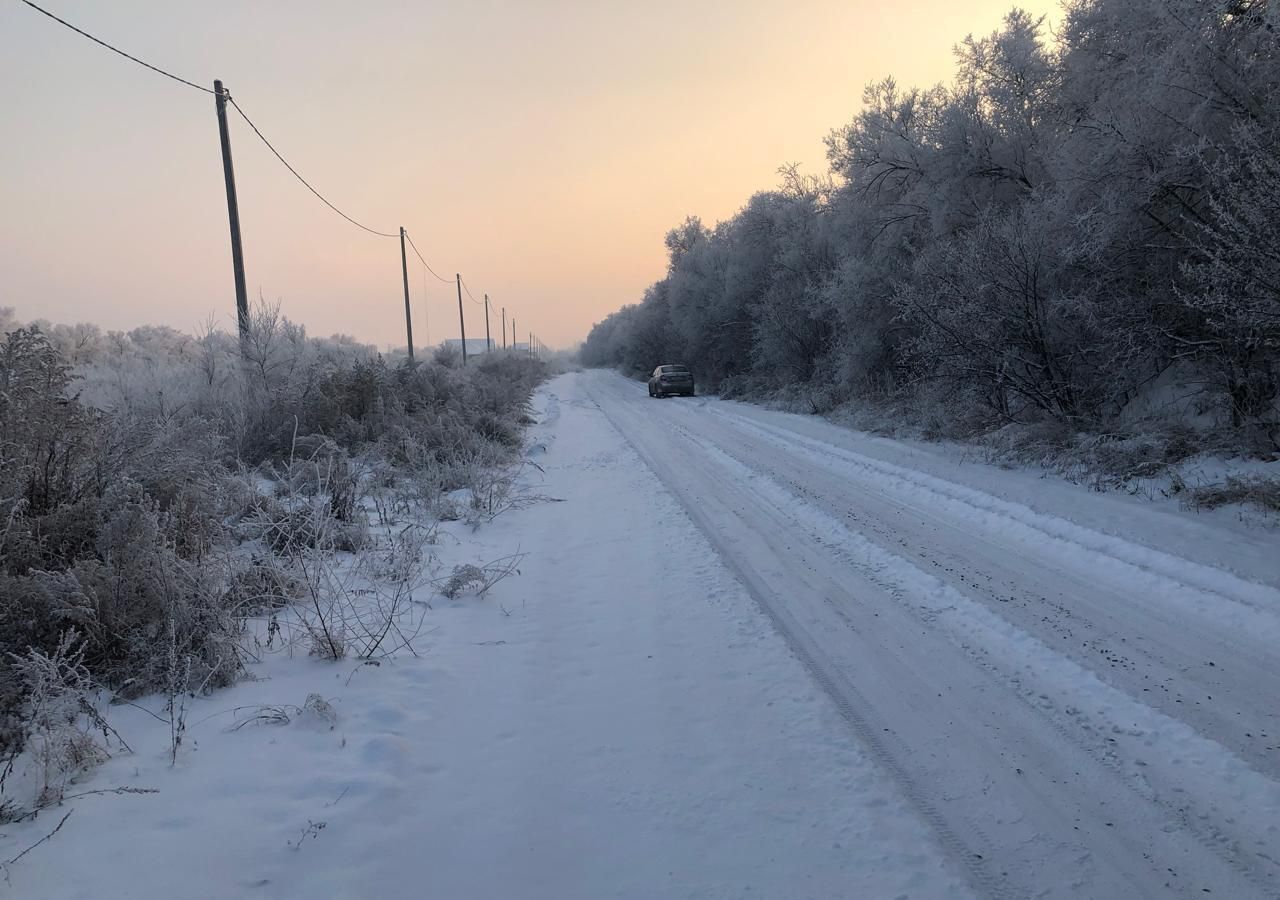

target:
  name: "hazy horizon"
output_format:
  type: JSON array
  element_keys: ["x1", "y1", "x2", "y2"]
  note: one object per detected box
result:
[{"x1": 3, "y1": 0, "x2": 1057, "y2": 350}]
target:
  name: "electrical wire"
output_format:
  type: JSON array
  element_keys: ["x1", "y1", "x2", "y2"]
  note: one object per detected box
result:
[
  {"x1": 227, "y1": 96, "x2": 399, "y2": 239},
  {"x1": 461, "y1": 279, "x2": 485, "y2": 306},
  {"x1": 18, "y1": 0, "x2": 214, "y2": 94},
  {"x1": 18, "y1": 1, "x2": 401, "y2": 242},
  {"x1": 402, "y1": 230, "x2": 454, "y2": 284},
  {"x1": 17, "y1": 0, "x2": 501, "y2": 329}
]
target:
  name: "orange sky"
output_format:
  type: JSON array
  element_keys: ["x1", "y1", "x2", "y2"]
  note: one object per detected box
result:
[{"x1": 1, "y1": 1, "x2": 1059, "y2": 350}]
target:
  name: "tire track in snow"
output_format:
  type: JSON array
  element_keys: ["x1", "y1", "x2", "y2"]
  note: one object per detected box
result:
[
  {"x1": 584, "y1": 371, "x2": 1277, "y2": 899},
  {"x1": 674, "y1": 399, "x2": 1280, "y2": 775},
  {"x1": 665, "y1": 416, "x2": 1280, "y2": 896},
  {"x1": 703, "y1": 404, "x2": 1280, "y2": 619},
  {"x1": 585, "y1": 387, "x2": 1015, "y2": 900}
]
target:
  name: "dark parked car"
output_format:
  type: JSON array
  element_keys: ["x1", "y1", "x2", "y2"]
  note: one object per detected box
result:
[{"x1": 648, "y1": 364, "x2": 695, "y2": 398}]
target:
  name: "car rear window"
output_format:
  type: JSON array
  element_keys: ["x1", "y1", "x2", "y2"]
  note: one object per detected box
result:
[{"x1": 662, "y1": 366, "x2": 690, "y2": 373}]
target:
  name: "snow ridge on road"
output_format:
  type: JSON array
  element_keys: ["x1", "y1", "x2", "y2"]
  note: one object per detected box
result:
[
  {"x1": 708, "y1": 407, "x2": 1280, "y2": 624},
  {"x1": 584, "y1": 370, "x2": 1280, "y2": 899}
]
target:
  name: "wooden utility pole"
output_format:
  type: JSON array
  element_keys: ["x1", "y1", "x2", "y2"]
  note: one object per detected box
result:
[
  {"x1": 511, "y1": 318, "x2": 516, "y2": 352},
  {"x1": 502, "y1": 306, "x2": 507, "y2": 350},
  {"x1": 484, "y1": 294, "x2": 492, "y2": 353},
  {"x1": 399, "y1": 227, "x2": 414, "y2": 362},
  {"x1": 455, "y1": 274, "x2": 468, "y2": 366},
  {"x1": 213, "y1": 80, "x2": 249, "y2": 350}
]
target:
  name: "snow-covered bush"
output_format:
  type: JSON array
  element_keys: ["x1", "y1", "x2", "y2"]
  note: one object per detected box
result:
[
  {"x1": 223, "y1": 556, "x2": 304, "y2": 614},
  {"x1": 1185, "y1": 476, "x2": 1280, "y2": 515},
  {"x1": 0, "y1": 313, "x2": 547, "y2": 764},
  {"x1": 289, "y1": 533, "x2": 431, "y2": 663},
  {"x1": 6, "y1": 632, "x2": 113, "y2": 813},
  {"x1": 434, "y1": 554, "x2": 524, "y2": 602}
]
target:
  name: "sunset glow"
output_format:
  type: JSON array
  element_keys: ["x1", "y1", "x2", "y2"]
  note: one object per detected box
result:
[{"x1": 3, "y1": 0, "x2": 1058, "y2": 348}]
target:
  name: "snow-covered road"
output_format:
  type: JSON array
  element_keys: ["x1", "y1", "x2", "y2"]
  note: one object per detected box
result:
[
  {"x1": 10, "y1": 370, "x2": 1279, "y2": 899},
  {"x1": 580, "y1": 369, "x2": 1280, "y2": 899}
]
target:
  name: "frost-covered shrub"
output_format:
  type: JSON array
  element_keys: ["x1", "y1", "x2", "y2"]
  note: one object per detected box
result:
[
  {"x1": 976, "y1": 417, "x2": 1237, "y2": 492},
  {"x1": 224, "y1": 557, "x2": 304, "y2": 614},
  {"x1": 57, "y1": 487, "x2": 245, "y2": 698},
  {"x1": 0, "y1": 309, "x2": 546, "y2": 758},
  {"x1": 254, "y1": 497, "x2": 368, "y2": 557},
  {"x1": 7, "y1": 632, "x2": 113, "y2": 810},
  {"x1": 434, "y1": 555, "x2": 524, "y2": 602},
  {"x1": 193, "y1": 316, "x2": 549, "y2": 475},
  {"x1": 0, "y1": 331, "x2": 244, "y2": 756},
  {"x1": 0, "y1": 328, "x2": 99, "y2": 526},
  {"x1": 1185, "y1": 476, "x2": 1280, "y2": 514}
]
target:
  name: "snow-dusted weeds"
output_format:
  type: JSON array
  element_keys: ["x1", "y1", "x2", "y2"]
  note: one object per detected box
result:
[{"x1": 3, "y1": 373, "x2": 972, "y2": 900}]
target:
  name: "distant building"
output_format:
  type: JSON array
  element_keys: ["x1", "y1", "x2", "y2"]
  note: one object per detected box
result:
[
  {"x1": 441, "y1": 338, "x2": 496, "y2": 355},
  {"x1": 436, "y1": 338, "x2": 535, "y2": 357}
]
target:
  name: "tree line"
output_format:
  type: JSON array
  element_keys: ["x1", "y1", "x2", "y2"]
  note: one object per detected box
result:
[{"x1": 582, "y1": 1, "x2": 1279, "y2": 454}]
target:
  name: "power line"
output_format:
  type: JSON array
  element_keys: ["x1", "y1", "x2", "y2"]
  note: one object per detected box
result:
[
  {"x1": 402, "y1": 230, "x2": 454, "y2": 284},
  {"x1": 18, "y1": 0, "x2": 500, "y2": 342},
  {"x1": 18, "y1": 0, "x2": 214, "y2": 94},
  {"x1": 17, "y1": 1, "x2": 401, "y2": 242},
  {"x1": 461, "y1": 278, "x2": 485, "y2": 306},
  {"x1": 227, "y1": 96, "x2": 399, "y2": 239}
]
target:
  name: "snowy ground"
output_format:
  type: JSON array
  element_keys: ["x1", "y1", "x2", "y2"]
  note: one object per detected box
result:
[{"x1": 5, "y1": 370, "x2": 1279, "y2": 899}]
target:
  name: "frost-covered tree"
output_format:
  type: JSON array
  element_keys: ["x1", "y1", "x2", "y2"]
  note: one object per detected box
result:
[
  {"x1": 580, "y1": 0, "x2": 1279, "y2": 443},
  {"x1": 1180, "y1": 124, "x2": 1280, "y2": 430}
]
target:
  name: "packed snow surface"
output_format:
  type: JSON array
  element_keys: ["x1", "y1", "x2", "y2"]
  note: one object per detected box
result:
[{"x1": 6, "y1": 370, "x2": 1279, "y2": 899}]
